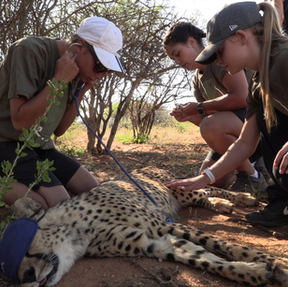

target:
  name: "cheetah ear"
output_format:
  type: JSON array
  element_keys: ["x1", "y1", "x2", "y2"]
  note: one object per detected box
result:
[{"x1": 14, "y1": 197, "x2": 42, "y2": 219}]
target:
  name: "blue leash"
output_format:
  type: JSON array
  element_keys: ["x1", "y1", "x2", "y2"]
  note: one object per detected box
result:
[{"x1": 70, "y1": 83, "x2": 172, "y2": 223}]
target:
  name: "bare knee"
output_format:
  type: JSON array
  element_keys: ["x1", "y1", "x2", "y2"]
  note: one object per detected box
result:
[
  {"x1": 37, "y1": 185, "x2": 70, "y2": 209},
  {"x1": 200, "y1": 116, "x2": 222, "y2": 140},
  {"x1": 66, "y1": 166, "x2": 99, "y2": 195},
  {"x1": 2, "y1": 182, "x2": 49, "y2": 210}
]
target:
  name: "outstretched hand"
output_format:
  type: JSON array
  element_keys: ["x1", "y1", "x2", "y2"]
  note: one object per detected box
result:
[{"x1": 164, "y1": 174, "x2": 208, "y2": 191}]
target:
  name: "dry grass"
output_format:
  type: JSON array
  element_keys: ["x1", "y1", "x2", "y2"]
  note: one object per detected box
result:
[{"x1": 56, "y1": 122, "x2": 205, "y2": 152}]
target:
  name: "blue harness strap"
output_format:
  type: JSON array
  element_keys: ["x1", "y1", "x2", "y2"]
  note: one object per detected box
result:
[{"x1": 70, "y1": 83, "x2": 174, "y2": 222}]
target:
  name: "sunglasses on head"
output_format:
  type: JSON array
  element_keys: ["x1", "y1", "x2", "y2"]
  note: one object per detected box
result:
[{"x1": 86, "y1": 43, "x2": 111, "y2": 74}]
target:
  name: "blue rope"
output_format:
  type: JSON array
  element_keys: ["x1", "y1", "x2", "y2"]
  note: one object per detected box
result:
[{"x1": 70, "y1": 83, "x2": 166, "y2": 211}]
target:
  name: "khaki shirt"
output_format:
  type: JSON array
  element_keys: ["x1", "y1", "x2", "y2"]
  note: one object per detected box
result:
[
  {"x1": 0, "y1": 36, "x2": 69, "y2": 149},
  {"x1": 193, "y1": 61, "x2": 254, "y2": 102},
  {"x1": 246, "y1": 41, "x2": 288, "y2": 120}
]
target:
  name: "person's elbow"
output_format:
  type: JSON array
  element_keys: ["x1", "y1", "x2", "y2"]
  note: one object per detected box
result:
[
  {"x1": 54, "y1": 125, "x2": 68, "y2": 137},
  {"x1": 11, "y1": 118, "x2": 27, "y2": 133}
]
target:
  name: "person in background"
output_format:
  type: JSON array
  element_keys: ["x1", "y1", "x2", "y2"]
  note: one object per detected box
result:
[
  {"x1": 0, "y1": 16, "x2": 125, "y2": 210},
  {"x1": 162, "y1": 21, "x2": 268, "y2": 193},
  {"x1": 266, "y1": 0, "x2": 288, "y2": 32},
  {"x1": 165, "y1": 1, "x2": 288, "y2": 227}
]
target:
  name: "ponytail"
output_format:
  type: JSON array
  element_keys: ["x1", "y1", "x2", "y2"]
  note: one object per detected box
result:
[{"x1": 253, "y1": 2, "x2": 285, "y2": 132}]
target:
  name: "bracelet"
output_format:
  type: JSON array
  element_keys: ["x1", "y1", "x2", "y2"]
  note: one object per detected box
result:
[
  {"x1": 47, "y1": 79, "x2": 61, "y2": 93},
  {"x1": 47, "y1": 79, "x2": 57, "y2": 89},
  {"x1": 202, "y1": 168, "x2": 216, "y2": 184}
]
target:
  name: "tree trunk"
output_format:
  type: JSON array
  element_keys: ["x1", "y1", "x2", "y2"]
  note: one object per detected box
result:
[{"x1": 106, "y1": 79, "x2": 141, "y2": 150}]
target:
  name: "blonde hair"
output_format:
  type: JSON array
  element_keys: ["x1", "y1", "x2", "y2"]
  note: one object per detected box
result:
[{"x1": 252, "y1": 2, "x2": 287, "y2": 132}]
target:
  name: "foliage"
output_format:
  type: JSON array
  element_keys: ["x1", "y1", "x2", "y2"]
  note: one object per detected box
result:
[
  {"x1": 60, "y1": 144, "x2": 85, "y2": 157},
  {"x1": 1, "y1": 0, "x2": 202, "y2": 155},
  {"x1": 0, "y1": 79, "x2": 66, "y2": 234}
]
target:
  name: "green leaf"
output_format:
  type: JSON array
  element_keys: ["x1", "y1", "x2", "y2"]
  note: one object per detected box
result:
[{"x1": 20, "y1": 152, "x2": 28, "y2": 158}]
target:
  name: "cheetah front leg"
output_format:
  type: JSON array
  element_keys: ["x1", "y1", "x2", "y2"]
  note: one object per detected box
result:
[
  {"x1": 204, "y1": 186, "x2": 258, "y2": 207},
  {"x1": 169, "y1": 187, "x2": 234, "y2": 213}
]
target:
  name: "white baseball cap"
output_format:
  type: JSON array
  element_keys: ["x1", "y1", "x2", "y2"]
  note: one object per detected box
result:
[{"x1": 77, "y1": 16, "x2": 126, "y2": 75}]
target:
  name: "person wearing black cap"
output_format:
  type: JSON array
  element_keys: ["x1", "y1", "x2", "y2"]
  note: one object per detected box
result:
[
  {"x1": 162, "y1": 21, "x2": 267, "y2": 193},
  {"x1": 165, "y1": 1, "x2": 288, "y2": 227},
  {"x1": 0, "y1": 16, "x2": 125, "y2": 210}
]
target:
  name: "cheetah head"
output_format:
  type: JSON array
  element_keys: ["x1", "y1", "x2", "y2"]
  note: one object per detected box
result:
[
  {"x1": 0, "y1": 217, "x2": 74, "y2": 286},
  {"x1": 18, "y1": 249, "x2": 60, "y2": 287}
]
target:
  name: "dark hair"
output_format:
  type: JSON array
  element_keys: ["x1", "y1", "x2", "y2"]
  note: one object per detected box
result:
[
  {"x1": 67, "y1": 34, "x2": 81, "y2": 44},
  {"x1": 163, "y1": 21, "x2": 206, "y2": 50}
]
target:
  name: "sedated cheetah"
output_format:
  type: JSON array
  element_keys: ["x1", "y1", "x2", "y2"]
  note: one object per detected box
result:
[{"x1": 2, "y1": 166, "x2": 288, "y2": 286}]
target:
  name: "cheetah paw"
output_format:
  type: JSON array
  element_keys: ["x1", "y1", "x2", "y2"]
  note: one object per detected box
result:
[{"x1": 208, "y1": 197, "x2": 234, "y2": 214}]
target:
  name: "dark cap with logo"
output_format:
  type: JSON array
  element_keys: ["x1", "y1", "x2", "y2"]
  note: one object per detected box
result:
[{"x1": 195, "y1": 1, "x2": 262, "y2": 65}]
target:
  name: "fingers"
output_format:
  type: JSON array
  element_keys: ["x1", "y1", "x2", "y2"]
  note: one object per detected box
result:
[
  {"x1": 164, "y1": 175, "x2": 208, "y2": 191},
  {"x1": 278, "y1": 154, "x2": 288, "y2": 174},
  {"x1": 164, "y1": 178, "x2": 194, "y2": 187},
  {"x1": 164, "y1": 180, "x2": 194, "y2": 192},
  {"x1": 54, "y1": 51, "x2": 79, "y2": 83},
  {"x1": 274, "y1": 142, "x2": 288, "y2": 174}
]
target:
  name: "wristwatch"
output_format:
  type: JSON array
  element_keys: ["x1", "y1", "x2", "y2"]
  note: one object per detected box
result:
[{"x1": 197, "y1": 102, "x2": 205, "y2": 115}]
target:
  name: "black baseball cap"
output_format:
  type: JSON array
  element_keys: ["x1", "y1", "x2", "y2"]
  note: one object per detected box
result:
[{"x1": 195, "y1": 1, "x2": 262, "y2": 65}]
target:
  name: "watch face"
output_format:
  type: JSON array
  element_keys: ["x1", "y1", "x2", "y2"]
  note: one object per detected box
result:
[{"x1": 197, "y1": 104, "x2": 205, "y2": 115}]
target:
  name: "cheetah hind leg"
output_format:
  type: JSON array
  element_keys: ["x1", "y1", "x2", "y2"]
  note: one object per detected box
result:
[{"x1": 149, "y1": 233, "x2": 288, "y2": 287}]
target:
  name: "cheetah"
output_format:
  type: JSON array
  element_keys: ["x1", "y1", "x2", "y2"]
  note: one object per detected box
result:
[{"x1": 3, "y1": 166, "x2": 288, "y2": 286}]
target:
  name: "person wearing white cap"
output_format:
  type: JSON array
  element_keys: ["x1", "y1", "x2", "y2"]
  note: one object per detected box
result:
[
  {"x1": 164, "y1": 2, "x2": 288, "y2": 227},
  {"x1": 0, "y1": 16, "x2": 125, "y2": 210}
]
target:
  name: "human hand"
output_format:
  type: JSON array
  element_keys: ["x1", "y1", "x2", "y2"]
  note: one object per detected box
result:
[
  {"x1": 54, "y1": 51, "x2": 79, "y2": 83},
  {"x1": 274, "y1": 141, "x2": 288, "y2": 174},
  {"x1": 170, "y1": 102, "x2": 197, "y2": 116},
  {"x1": 164, "y1": 174, "x2": 208, "y2": 191}
]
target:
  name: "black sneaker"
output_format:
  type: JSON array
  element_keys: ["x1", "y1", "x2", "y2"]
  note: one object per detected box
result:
[
  {"x1": 254, "y1": 157, "x2": 271, "y2": 184},
  {"x1": 228, "y1": 171, "x2": 268, "y2": 195},
  {"x1": 245, "y1": 200, "x2": 288, "y2": 227}
]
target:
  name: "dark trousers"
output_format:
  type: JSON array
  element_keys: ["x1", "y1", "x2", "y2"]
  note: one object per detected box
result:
[{"x1": 257, "y1": 105, "x2": 288, "y2": 202}]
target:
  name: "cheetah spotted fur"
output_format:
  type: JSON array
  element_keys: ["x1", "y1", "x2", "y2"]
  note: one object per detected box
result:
[{"x1": 11, "y1": 166, "x2": 288, "y2": 286}]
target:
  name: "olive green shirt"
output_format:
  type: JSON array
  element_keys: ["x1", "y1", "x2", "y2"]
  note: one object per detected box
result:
[
  {"x1": 246, "y1": 41, "x2": 288, "y2": 119},
  {"x1": 193, "y1": 61, "x2": 254, "y2": 102},
  {"x1": 0, "y1": 36, "x2": 69, "y2": 149}
]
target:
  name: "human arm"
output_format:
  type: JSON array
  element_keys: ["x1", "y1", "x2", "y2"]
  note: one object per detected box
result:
[
  {"x1": 196, "y1": 70, "x2": 248, "y2": 113},
  {"x1": 171, "y1": 70, "x2": 249, "y2": 122},
  {"x1": 10, "y1": 51, "x2": 79, "y2": 133},
  {"x1": 164, "y1": 114, "x2": 260, "y2": 190}
]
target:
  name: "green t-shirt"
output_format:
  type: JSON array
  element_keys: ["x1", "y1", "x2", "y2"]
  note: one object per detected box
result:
[
  {"x1": 0, "y1": 36, "x2": 69, "y2": 149},
  {"x1": 246, "y1": 41, "x2": 288, "y2": 120},
  {"x1": 193, "y1": 61, "x2": 254, "y2": 102}
]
